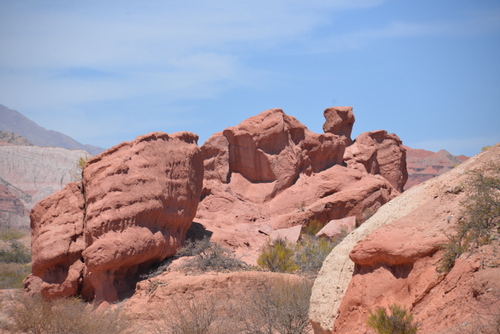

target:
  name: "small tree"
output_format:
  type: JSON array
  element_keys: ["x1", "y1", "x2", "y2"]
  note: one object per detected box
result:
[{"x1": 367, "y1": 304, "x2": 419, "y2": 334}]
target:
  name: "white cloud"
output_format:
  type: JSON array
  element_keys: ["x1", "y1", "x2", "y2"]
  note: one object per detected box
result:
[
  {"x1": 0, "y1": 0, "x2": 389, "y2": 112},
  {"x1": 309, "y1": 7, "x2": 500, "y2": 52}
]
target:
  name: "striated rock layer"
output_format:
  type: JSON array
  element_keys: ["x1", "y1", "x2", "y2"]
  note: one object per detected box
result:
[
  {"x1": 405, "y1": 146, "x2": 468, "y2": 190},
  {"x1": 25, "y1": 132, "x2": 204, "y2": 303},
  {"x1": 310, "y1": 142, "x2": 500, "y2": 334},
  {"x1": 0, "y1": 145, "x2": 89, "y2": 230}
]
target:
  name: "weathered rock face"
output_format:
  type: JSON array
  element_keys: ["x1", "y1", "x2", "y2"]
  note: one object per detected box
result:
[
  {"x1": 204, "y1": 109, "x2": 346, "y2": 202},
  {"x1": 310, "y1": 142, "x2": 500, "y2": 334},
  {"x1": 26, "y1": 132, "x2": 204, "y2": 303},
  {"x1": 30, "y1": 181, "x2": 86, "y2": 300},
  {"x1": 197, "y1": 109, "x2": 400, "y2": 263},
  {"x1": 322, "y1": 106, "x2": 355, "y2": 146},
  {"x1": 344, "y1": 130, "x2": 408, "y2": 192}
]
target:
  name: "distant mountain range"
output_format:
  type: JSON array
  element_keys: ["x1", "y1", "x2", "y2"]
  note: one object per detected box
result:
[{"x1": 0, "y1": 104, "x2": 104, "y2": 155}]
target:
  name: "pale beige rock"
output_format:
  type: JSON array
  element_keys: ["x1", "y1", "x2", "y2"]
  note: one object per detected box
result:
[{"x1": 309, "y1": 142, "x2": 500, "y2": 334}]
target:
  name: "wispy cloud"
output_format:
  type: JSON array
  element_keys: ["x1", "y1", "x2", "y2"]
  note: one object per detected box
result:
[
  {"x1": 310, "y1": 7, "x2": 500, "y2": 51},
  {"x1": 0, "y1": 0, "x2": 388, "y2": 110}
]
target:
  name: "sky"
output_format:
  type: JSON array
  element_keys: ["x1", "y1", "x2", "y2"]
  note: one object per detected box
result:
[{"x1": 1, "y1": 0, "x2": 499, "y2": 157}]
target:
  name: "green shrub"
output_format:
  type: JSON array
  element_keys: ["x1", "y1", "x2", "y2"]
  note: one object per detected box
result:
[
  {"x1": 302, "y1": 219, "x2": 323, "y2": 236},
  {"x1": 257, "y1": 238, "x2": 298, "y2": 273},
  {"x1": 0, "y1": 263, "x2": 31, "y2": 289},
  {"x1": 0, "y1": 240, "x2": 31, "y2": 263},
  {"x1": 367, "y1": 304, "x2": 419, "y2": 334},
  {"x1": 294, "y1": 236, "x2": 335, "y2": 273},
  {"x1": 0, "y1": 228, "x2": 27, "y2": 241},
  {"x1": 438, "y1": 162, "x2": 500, "y2": 272}
]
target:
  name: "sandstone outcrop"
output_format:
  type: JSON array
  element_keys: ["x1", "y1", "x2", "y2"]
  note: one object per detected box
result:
[
  {"x1": 322, "y1": 106, "x2": 355, "y2": 146},
  {"x1": 26, "y1": 132, "x2": 204, "y2": 303},
  {"x1": 310, "y1": 142, "x2": 500, "y2": 334},
  {"x1": 196, "y1": 108, "x2": 401, "y2": 263},
  {"x1": 344, "y1": 130, "x2": 408, "y2": 192}
]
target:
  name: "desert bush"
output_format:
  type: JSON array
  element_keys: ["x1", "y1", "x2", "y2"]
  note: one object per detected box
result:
[
  {"x1": 239, "y1": 277, "x2": 313, "y2": 334},
  {"x1": 0, "y1": 263, "x2": 31, "y2": 289},
  {"x1": 367, "y1": 304, "x2": 419, "y2": 334},
  {"x1": 258, "y1": 232, "x2": 341, "y2": 274},
  {"x1": 0, "y1": 240, "x2": 31, "y2": 263},
  {"x1": 179, "y1": 237, "x2": 248, "y2": 273},
  {"x1": 438, "y1": 162, "x2": 500, "y2": 273},
  {"x1": 153, "y1": 295, "x2": 221, "y2": 334},
  {"x1": 302, "y1": 219, "x2": 323, "y2": 236},
  {"x1": 257, "y1": 238, "x2": 298, "y2": 273},
  {"x1": 1, "y1": 292, "x2": 132, "y2": 334},
  {"x1": 0, "y1": 228, "x2": 27, "y2": 241},
  {"x1": 294, "y1": 236, "x2": 335, "y2": 273}
]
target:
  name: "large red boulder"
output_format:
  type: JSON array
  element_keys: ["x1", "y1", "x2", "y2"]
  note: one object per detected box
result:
[
  {"x1": 26, "y1": 132, "x2": 204, "y2": 303},
  {"x1": 344, "y1": 130, "x2": 408, "y2": 192}
]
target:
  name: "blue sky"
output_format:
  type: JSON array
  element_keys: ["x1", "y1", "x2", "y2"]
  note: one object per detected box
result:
[{"x1": 1, "y1": 0, "x2": 499, "y2": 156}]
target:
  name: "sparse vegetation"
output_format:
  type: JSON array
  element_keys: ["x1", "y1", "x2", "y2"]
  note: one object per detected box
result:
[
  {"x1": 257, "y1": 238, "x2": 299, "y2": 273},
  {"x1": 0, "y1": 228, "x2": 31, "y2": 289},
  {"x1": 239, "y1": 277, "x2": 313, "y2": 334},
  {"x1": 257, "y1": 221, "x2": 346, "y2": 275},
  {"x1": 438, "y1": 162, "x2": 500, "y2": 273},
  {"x1": 0, "y1": 263, "x2": 31, "y2": 289},
  {"x1": 153, "y1": 294, "x2": 223, "y2": 334},
  {"x1": 367, "y1": 304, "x2": 419, "y2": 334},
  {"x1": 70, "y1": 154, "x2": 90, "y2": 181},
  {"x1": 1, "y1": 292, "x2": 133, "y2": 334},
  {"x1": 152, "y1": 276, "x2": 312, "y2": 334}
]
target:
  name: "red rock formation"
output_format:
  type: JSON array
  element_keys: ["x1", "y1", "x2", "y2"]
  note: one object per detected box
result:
[
  {"x1": 197, "y1": 109, "x2": 400, "y2": 263},
  {"x1": 29, "y1": 181, "x2": 86, "y2": 300},
  {"x1": 323, "y1": 106, "x2": 355, "y2": 146},
  {"x1": 25, "y1": 132, "x2": 204, "y2": 303},
  {"x1": 344, "y1": 130, "x2": 408, "y2": 192}
]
